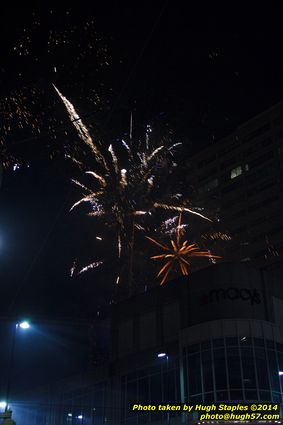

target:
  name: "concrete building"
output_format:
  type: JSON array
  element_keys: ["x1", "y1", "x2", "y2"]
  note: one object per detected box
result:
[
  {"x1": 187, "y1": 102, "x2": 283, "y2": 273},
  {"x1": 111, "y1": 262, "x2": 283, "y2": 424},
  {"x1": 12, "y1": 262, "x2": 283, "y2": 424}
]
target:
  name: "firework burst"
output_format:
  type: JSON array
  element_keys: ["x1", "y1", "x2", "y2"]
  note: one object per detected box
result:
[
  {"x1": 146, "y1": 214, "x2": 221, "y2": 285},
  {"x1": 0, "y1": 15, "x2": 110, "y2": 171},
  {"x1": 54, "y1": 86, "x2": 212, "y2": 283}
]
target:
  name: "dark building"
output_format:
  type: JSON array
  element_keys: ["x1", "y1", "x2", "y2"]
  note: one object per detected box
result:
[
  {"x1": 12, "y1": 370, "x2": 111, "y2": 425},
  {"x1": 187, "y1": 102, "x2": 283, "y2": 273},
  {"x1": 111, "y1": 262, "x2": 283, "y2": 424},
  {"x1": 13, "y1": 262, "x2": 283, "y2": 424}
]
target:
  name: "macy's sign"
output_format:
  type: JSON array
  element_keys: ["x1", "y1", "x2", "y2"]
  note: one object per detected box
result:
[{"x1": 200, "y1": 287, "x2": 261, "y2": 305}]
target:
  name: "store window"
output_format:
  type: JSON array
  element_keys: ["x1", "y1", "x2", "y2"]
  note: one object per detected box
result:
[
  {"x1": 184, "y1": 337, "x2": 283, "y2": 405},
  {"x1": 227, "y1": 347, "x2": 242, "y2": 388},
  {"x1": 121, "y1": 359, "x2": 180, "y2": 424},
  {"x1": 214, "y1": 348, "x2": 227, "y2": 390},
  {"x1": 230, "y1": 164, "x2": 249, "y2": 179},
  {"x1": 188, "y1": 353, "x2": 202, "y2": 394},
  {"x1": 230, "y1": 165, "x2": 242, "y2": 179}
]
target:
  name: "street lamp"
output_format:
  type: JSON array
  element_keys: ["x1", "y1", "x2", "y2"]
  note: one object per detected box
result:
[
  {"x1": 5, "y1": 320, "x2": 30, "y2": 413},
  {"x1": 0, "y1": 401, "x2": 7, "y2": 410},
  {"x1": 19, "y1": 321, "x2": 30, "y2": 330},
  {"x1": 157, "y1": 351, "x2": 170, "y2": 424}
]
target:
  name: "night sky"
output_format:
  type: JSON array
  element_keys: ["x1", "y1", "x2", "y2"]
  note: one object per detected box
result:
[{"x1": 1, "y1": 3, "x2": 283, "y2": 391}]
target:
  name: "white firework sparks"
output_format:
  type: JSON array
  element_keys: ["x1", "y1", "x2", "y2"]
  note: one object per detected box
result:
[
  {"x1": 54, "y1": 85, "x2": 213, "y2": 284},
  {"x1": 77, "y1": 260, "x2": 103, "y2": 275}
]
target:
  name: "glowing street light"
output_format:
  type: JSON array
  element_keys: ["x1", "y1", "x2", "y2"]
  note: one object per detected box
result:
[
  {"x1": 5, "y1": 320, "x2": 31, "y2": 413},
  {"x1": 19, "y1": 321, "x2": 30, "y2": 330},
  {"x1": 157, "y1": 352, "x2": 167, "y2": 358},
  {"x1": 278, "y1": 371, "x2": 283, "y2": 376},
  {"x1": 0, "y1": 401, "x2": 7, "y2": 410}
]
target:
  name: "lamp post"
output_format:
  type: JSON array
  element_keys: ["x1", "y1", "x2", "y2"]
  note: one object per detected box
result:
[
  {"x1": 5, "y1": 321, "x2": 30, "y2": 413},
  {"x1": 157, "y1": 351, "x2": 170, "y2": 424}
]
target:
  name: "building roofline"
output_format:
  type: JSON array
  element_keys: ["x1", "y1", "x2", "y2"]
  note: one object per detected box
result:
[
  {"x1": 191, "y1": 100, "x2": 283, "y2": 158},
  {"x1": 111, "y1": 261, "x2": 260, "y2": 312},
  {"x1": 237, "y1": 100, "x2": 283, "y2": 130}
]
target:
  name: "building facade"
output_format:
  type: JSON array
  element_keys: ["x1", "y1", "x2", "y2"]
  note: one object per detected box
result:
[
  {"x1": 111, "y1": 262, "x2": 283, "y2": 424},
  {"x1": 11, "y1": 262, "x2": 283, "y2": 424},
  {"x1": 187, "y1": 102, "x2": 283, "y2": 273}
]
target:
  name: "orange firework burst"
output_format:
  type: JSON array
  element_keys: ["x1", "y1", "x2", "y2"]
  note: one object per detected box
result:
[{"x1": 146, "y1": 214, "x2": 221, "y2": 285}]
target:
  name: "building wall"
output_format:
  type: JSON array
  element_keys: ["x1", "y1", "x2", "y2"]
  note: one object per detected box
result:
[
  {"x1": 180, "y1": 318, "x2": 283, "y2": 425},
  {"x1": 13, "y1": 372, "x2": 111, "y2": 425},
  {"x1": 14, "y1": 263, "x2": 283, "y2": 425},
  {"x1": 187, "y1": 102, "x2": 283, "y2": 271},
  {"x1": 112, "y1": 263, "x2": 283, "y2": 367},
  {"x1": 110, "y1": 263, "x2": 283, "y2": 424}
]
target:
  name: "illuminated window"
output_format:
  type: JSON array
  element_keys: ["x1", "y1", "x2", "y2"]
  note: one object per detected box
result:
[{"x1": 230, "y1": 166, "x2": 242, "y2": 179}]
